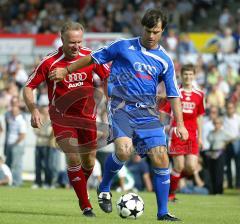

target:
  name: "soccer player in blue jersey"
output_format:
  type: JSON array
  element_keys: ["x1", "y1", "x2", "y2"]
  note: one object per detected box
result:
[{"x1": 49, "y1": 8, "x2": 188, "y2": 221}]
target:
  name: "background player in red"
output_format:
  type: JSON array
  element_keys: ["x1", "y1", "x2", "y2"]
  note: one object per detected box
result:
[
  {"x1": 159, "y1": 64, "x2": 205, "y2": 201},
  {"x1": 23, "y1": 21, "x2": 109, "y2": 217}
]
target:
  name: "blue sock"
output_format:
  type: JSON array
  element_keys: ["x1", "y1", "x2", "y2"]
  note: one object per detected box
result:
[
  {"x1": 99, "y1": 153, "x2": 125, "y2": 192},
  {"x1": 153, "y1": 168, "x2": 170, "y2": 217}
]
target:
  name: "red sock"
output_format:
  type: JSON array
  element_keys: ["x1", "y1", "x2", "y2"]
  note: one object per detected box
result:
[
  {"x1": 82, "y1": 166, "x2": 93, "y2": 182},
  {"x1": 170, "y1": 169, "x2": 181, "y2": 196},
  {"x1": 67, "y1": 165, "x2": 92, "y2": 210}
]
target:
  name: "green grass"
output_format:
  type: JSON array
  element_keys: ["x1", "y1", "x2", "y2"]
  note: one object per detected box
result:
[{"x1": 0, "y1": 187, "x2": 239, "y2": 224}]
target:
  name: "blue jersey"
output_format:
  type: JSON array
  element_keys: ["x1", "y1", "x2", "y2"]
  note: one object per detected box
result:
[{"x1": 91, "y1": 37, "x2": 180, "y2": 105}]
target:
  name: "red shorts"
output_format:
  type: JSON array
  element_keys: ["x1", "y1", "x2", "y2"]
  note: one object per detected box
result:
[
  {"x1": 168, "y1": 128, "x2": 199, "y2": 156},
  {"x1": 50, "y1": 110, "x2": 97, "y2": 148}
]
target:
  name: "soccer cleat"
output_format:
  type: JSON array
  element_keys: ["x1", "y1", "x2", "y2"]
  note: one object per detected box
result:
[
  {"x1": 82, "y1": 207, "x2": 96, "y2": 217},
  {"x1": 97, "y1": 187, "x2": 112, "y2": 213},
  {"x1": 158, "y1": 213, "x2": 181, "y2": 221}
]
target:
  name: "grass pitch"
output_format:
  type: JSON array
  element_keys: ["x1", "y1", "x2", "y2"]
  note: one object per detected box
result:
[{"x1": 0, "y1": 186, "x2": 239, "y2": 224}]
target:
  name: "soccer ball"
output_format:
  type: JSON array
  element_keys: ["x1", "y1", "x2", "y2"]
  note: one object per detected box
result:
[{"x1": 116, "y1": 193, "x2": 144, "y2": 219}]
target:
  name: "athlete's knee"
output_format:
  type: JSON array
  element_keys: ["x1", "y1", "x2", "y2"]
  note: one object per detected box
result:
[
  {"x1": 65, "y1": 153, "x2": 81, "y2": 166},
  {"x1": 81, "y1": 157, "x2": 95, "y2": 169},
  {"x1": 173, "y1": 163, "x2": 184, "y2": 173},
  {"x1": 149, "y1": 147, "x2": 169, "y2": 168},
  {"x1": 115, "y1": 145, "x2": 132, "y2": 161},
  {"x1": 185, "y1": 164, "x2": 196, "y2": 175}
]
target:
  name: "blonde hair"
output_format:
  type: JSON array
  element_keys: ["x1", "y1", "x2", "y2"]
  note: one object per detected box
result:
[{"x1": 60, "y1": 21, "x2": 84, "y2": 36}]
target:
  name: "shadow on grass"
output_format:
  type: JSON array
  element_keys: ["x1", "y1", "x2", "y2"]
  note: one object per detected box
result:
[{"x1": 0, "y1": 210, "x2": 75, "y2": 217}]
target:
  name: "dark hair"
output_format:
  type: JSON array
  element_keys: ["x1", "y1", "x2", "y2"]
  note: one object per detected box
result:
[
  {"x1": 181, "y1": 63, "x2": 196, "y2": 74},
  {"x1": 61, "y1": 21, "x2": 84, "y2": 36},
  {"x1": 141, "y1": 8, "x2": 168, "y2": 30},
  {"x1": 226, "y1": 101, "x2": 234, "y2": 108}
]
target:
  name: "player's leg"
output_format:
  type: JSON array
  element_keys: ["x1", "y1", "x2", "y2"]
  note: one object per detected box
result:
[
  {"x1": 97, "y1": 102, "x2": 134, "y2": 213},
  {"x1": 78, "y1": 127, "x2": 97, "y2": 182},
  {"x1": 79, "y1": 147, "x2": 96, "y2": 203},
  {"x1": 100, "y1": 137, "x2": 133, "y2": 191},
  {"x1": 135, "y1": 119, "x2": 180, "y2": 221},
  {"x1": 57, "y1": 137, "x2": 95, "y2": 217},
  {"x1": 98, "y1": 136, "x2": 133, "y2": 213},
  {"x1": 52, "y1": 122, "x2": 95, "y2": 217},
  {"x1": 169, "y1": 155, "x2": 185, "y2": 201},
  {"x1": 184, "y1": 154, "x2": 198, "y2": 176},
  {"x1": 80, "y1": 148, "x2": 96, "y2": 182},
  {"x1": 169, "y1": 130, "x2": 196, "y2": 201},
  {"x1": 182, "y1": 134, "x2": 199, "y2": 176},
  {"x1": 79, "y1": 145, "x2": 96, "y2": 212},
  {"x1": 148, "y1": 146, "x2": 180, "y2": 221}
]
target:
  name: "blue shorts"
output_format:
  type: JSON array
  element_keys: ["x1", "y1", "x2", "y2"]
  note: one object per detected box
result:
[{"x1": 108, "y1": 98, "x2": 167, "y2": 155}]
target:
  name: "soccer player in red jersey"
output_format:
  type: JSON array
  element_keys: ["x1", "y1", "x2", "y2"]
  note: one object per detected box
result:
[
  {"x1": 159, "y1": 64, "x2": 205, "y2": 201},
  {"x1": 23, "y1": 21, "x2": 109, "y2": 217}
]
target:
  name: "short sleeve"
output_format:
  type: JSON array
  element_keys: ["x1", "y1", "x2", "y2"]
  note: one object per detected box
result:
[
  {"x1": 93, "y1": 63, "x2": 110, "y2": 80},
  {"x1": 162, "y1": 59, "x2": 180, "y2": 98},
  {"x1": 25, "y1": 59, "x2": 49, "y2": 89},
  {"x1": 91, "y1": 40, "x2": 121, "y2": 64}
]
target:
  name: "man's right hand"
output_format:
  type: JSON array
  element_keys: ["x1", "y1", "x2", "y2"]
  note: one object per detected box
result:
[
  {"x1": 31, "y1": 109, "x2": 43, "y2": 128},
  {"x1": 49, "y1": 67, "x2": 68, "y2": 81}
]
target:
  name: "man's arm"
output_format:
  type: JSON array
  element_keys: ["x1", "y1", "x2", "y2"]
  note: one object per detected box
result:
[
  {"x1": 49, "y1": 54, "x2": 94, "y2": 81},
  {"x1": 23, "y1": 87, "x2": 42, "y2": 128},
  {"x1": 168, "y1": 97, "x2": 188, "y2": 140}
]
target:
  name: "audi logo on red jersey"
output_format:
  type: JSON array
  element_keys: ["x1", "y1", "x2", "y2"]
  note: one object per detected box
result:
[
  {"x1": 64, "y1": 72, "x2": 87, "y2": 83},
  {"x1": 133, "y1": 62, "x2": 157, "y2": 75}
]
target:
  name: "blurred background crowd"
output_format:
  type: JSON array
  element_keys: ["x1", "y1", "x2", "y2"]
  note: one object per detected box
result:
[
  {"x1": 0, "y1": 0, "x2": 240, "y2": 196},
  {"x1": 0, "y1": 0, "x2": 240, "y2": 34}
]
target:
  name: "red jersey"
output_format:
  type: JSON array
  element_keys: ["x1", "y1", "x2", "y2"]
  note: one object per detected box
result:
[
  {"x1": 160, "y1": 86, "x2": 205, "y2": 133},
  {"x1": 26, "y1": 47, "x2": 109, "y2": 117}
]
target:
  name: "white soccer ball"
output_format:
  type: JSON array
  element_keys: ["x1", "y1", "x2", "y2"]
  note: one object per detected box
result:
[{"x1": 116, "y1": 193, "x2": 144, "y2": 219}]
